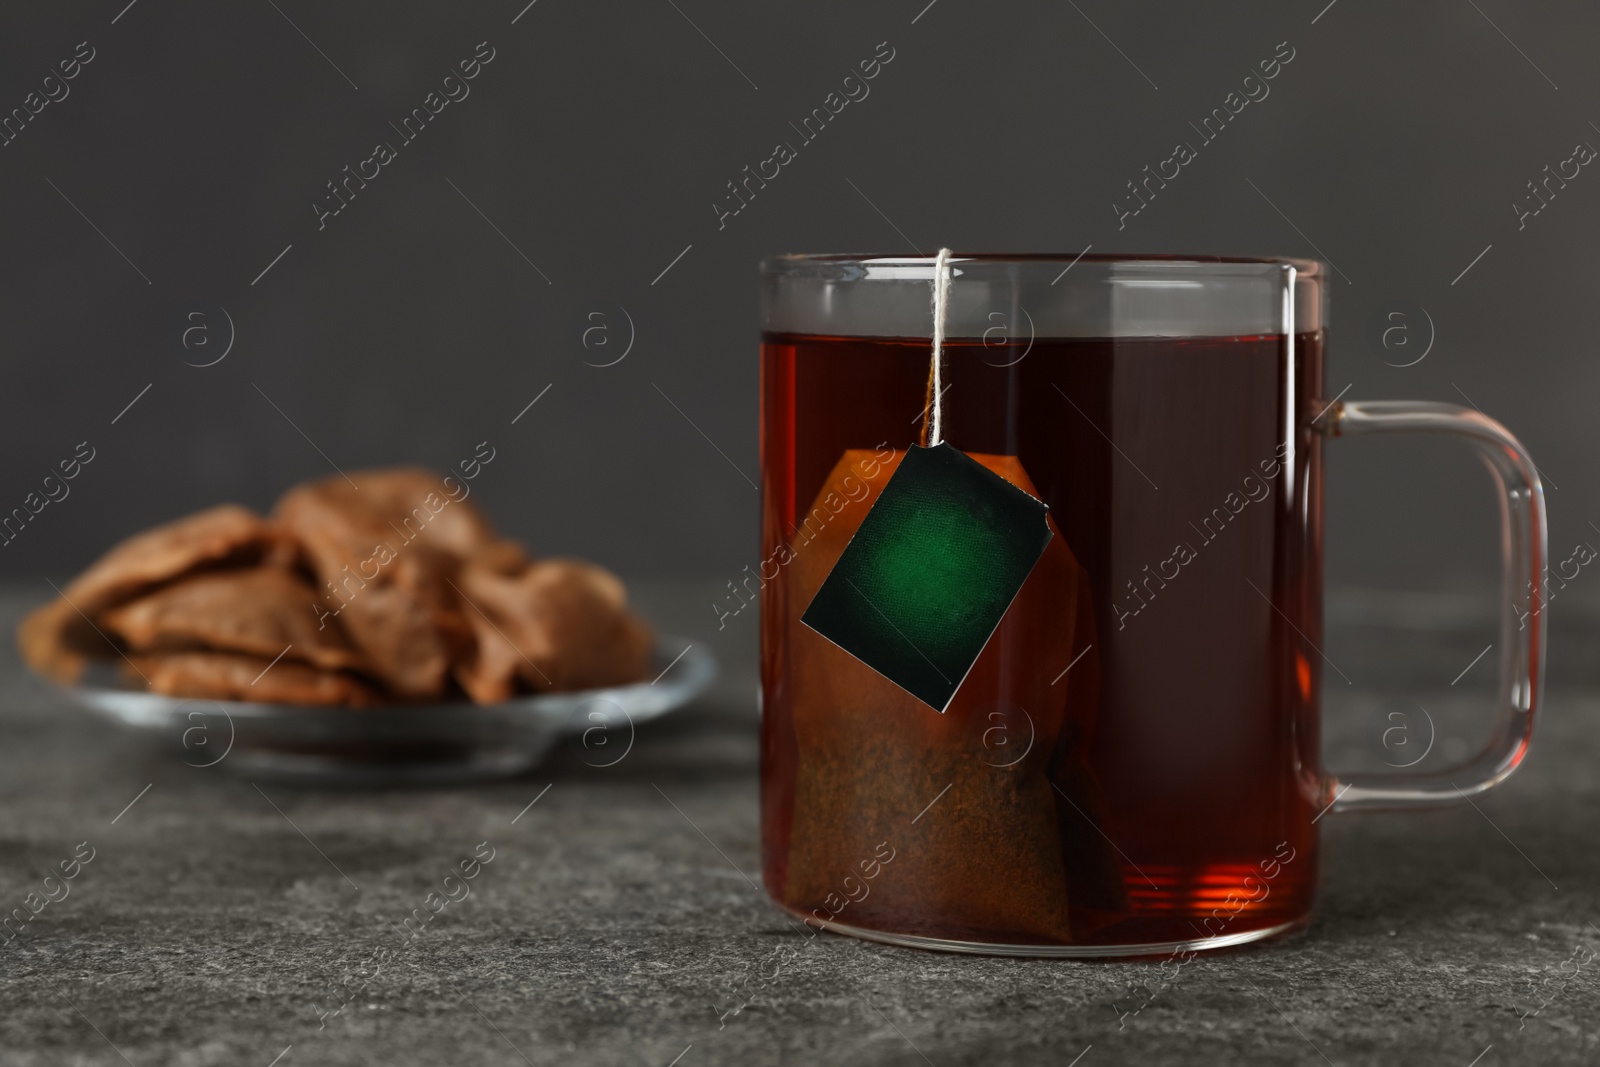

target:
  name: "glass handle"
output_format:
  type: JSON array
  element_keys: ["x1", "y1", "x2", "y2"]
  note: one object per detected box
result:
[{"x1": 1323, "y1": 400, "x2": 1547, "y2": 813}]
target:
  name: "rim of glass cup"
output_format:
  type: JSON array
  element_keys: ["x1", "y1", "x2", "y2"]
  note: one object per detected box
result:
[
  {"x1": 759, "y1": 252, "x2": 1325, "y2": 339},
  {"x1": 761, "y1": 251, "x2": 1323, "y2": 273}
]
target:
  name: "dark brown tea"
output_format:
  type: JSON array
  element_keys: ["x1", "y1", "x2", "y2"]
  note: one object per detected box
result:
[{"x1": 760, "y1": 330, "x2": 1324, "y2": 948}]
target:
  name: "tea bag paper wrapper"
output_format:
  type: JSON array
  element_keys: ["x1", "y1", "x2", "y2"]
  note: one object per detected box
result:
[
  {"x1": 781, "y1": 447, "x2": 1119, "y2": 944},
  {"x1": 800, "y1": 442, "x2": 1053, "y2": 712}
]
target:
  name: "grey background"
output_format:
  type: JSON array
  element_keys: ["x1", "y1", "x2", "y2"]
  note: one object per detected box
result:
[{"x1": 0, "y1": 0, "x2": 1594, "y2": 627}]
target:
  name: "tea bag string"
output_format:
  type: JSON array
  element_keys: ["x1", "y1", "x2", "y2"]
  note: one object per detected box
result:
[{"x1": 924, "y1": 247, "x2": 954, "y2": 448}]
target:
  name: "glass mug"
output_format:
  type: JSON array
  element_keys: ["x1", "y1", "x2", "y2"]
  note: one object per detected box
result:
[{"x1": 757, "y1": 253, "x2": 1545, "y2": 956}]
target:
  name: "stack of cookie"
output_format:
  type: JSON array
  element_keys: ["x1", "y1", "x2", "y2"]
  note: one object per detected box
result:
[{"x1": 19, "y1": 469, "x2": 652, "y2": 706}]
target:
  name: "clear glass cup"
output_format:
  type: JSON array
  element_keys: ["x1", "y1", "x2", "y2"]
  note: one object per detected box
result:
[{"x1": 758, "y1": 253, "x2": 1545, "y2": 957}]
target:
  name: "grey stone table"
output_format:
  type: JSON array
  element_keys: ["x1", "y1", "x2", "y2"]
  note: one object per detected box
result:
[{"x1": 0, "y1": 582, "x2": 1596, "y2": 1067}]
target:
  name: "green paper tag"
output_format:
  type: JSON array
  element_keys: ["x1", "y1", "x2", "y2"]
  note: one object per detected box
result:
[{"x1": 800, "y1": 442, "x2": 1053, "y2": 712}]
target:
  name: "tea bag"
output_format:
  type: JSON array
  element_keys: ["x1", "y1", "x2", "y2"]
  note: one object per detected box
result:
[
  {"x1": 779, "y1": 249, "x2": 1127, "y2": 942},
  {"x1": 784, "y1": 448, "x2": 1090, "y2": 942}
]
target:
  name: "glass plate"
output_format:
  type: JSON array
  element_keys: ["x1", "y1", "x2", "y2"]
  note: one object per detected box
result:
[{"x1": 62, "y1": 637, "x2": 716, "y2": 785}]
